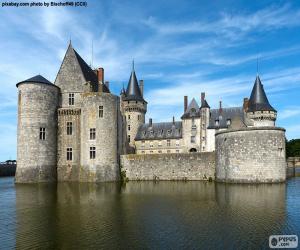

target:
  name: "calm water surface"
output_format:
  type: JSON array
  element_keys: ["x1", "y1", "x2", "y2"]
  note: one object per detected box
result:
[{"x1": 0, "y1": 177, "x2": 299, "y2": 249}]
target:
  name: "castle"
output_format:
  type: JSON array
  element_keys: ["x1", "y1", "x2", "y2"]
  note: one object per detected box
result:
[{"x1": 15, "y1": 42, "x2": 287, "y2": 183}]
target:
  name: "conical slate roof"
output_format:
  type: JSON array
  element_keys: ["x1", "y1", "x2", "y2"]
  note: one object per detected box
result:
[
  {"x1": 201, "y1": 99, "x2": 210, "y2": 109},
  {"x1": 248, "y1": 75, "x2": 276, "y2": 112},
  {"x1": 16, "y1": 75, "x2": 57, "y2": 87},
  {"x1": 123, "y1": 63, "x2": 145, "y2": 102}
]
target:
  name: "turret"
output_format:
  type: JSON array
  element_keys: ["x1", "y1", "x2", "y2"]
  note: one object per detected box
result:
[
  {"x1": 121, "y1": 62, "x2": 147, "y2": 149},
  {"x1": 16, "y1": 75, "x2": 59, "y2": 183},
  {"x1": 246, "y1": 75, "x2": 277, "y2": 127},
  {"x1": 200, "y1": 92, "x2": 210, "y2": 151}
]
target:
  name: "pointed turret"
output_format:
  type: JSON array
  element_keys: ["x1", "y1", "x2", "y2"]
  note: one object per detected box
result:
[
  {"x1": 121, "y1": 61, "x2": 147, "y2": 150},
  {"x1": 247, "y1": 75, "x2": 277, "y2": 127},
  {"x1": 248, "y1": 75, "x2": 276, "y2": 112},
  {"x1": 123, "y1": 61, "x2": 145, "y2": 102}
]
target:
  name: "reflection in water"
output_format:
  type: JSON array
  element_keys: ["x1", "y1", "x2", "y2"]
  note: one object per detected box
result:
[{"x1": 6, "y1": 180, "x2": 298, "y2": 249}]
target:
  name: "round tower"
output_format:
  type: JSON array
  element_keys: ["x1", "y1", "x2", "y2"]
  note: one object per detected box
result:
[
  {"x1": 80, "y1": 92, "x2": 120, "y2": 182},
  {"x1": 121, "y1": 63, "x2": 147, "y2": 150},
  {"x1": 246, "y1": 75, "x2": 277, "y2": 127},
  {"x1": 16, "y1": 75, "x2": 59, "y2": 183}
]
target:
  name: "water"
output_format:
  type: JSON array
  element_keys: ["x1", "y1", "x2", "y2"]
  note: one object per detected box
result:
[{"x1": 0, "y1": 177, "x2": 299, "y2": 249}]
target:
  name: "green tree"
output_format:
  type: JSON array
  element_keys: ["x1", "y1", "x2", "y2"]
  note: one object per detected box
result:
[{"x1": 286, "y1": 139, "x2": 300, "y2": 157}]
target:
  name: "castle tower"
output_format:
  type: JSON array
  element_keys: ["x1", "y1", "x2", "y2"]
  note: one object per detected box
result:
[
  {"x1": 55, "y1": 42, "x2": 119, "y2": 182},
  {"x1": 121, "y1": 63, "x2": 147, "y2": 149},
  {"x1": 199, "y1": 92, "x2": 210, "y2": 151},
  {"x1": 16, "y1": 75, "x2": 59, "y2": 183},
  {"x1": 181, "y1": 97, "x2": 201, "y2": 152},
  {"x1": 246, "y1": 75, "x2": 277, "y2": 127}
]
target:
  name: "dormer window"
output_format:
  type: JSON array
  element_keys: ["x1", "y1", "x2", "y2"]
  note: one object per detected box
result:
[
  {"x1": 190, "y1": 108, "x2": 196, "y2": 116},
  {"x1": 215, "y1": 120, "x2": 219, "y2": 126},
  {"x1": 167, "y1": 130, "x2": 171, "y2": 135},
  {"x1": 227, "y1": 119, "x2": 231, "y2": 126}
]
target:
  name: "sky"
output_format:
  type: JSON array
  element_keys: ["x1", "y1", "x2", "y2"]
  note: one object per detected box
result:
[{"x1": 0, "y1": 0, "x2": 300, "y2": 160}]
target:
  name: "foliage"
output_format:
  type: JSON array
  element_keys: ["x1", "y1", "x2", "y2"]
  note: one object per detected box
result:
[{"x1": 286, "y1": 139, "x2": 300, "y2": 157}]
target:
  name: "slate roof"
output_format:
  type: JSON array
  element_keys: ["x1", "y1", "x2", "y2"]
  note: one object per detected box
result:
[
  {"x1": 135, "y1": 121, "x2": 182, "y2": 141},
  {"x1": 201, "y1": 99, "x2": 210, "y2": 108},
  {"x1": 16, "y1": 75, "x2": 58, "y2": 88},
  {"x1": 247, "y1": 75, "x2": 276, "y2": 112},
  {"x1": 208, "y1": 107, "x2": 247, "y2": 129},
  {"x1": 181, "y1": 98, "x2": 201, "y2": 119},
  {"x1": 123, "y1": 65, "x2": 146, "y2": 102}
]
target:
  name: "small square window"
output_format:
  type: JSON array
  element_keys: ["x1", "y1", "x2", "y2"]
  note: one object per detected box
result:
[
  {"x1": 167, "y1": 140, "x2": 171, "y2": 146},
  {"x1": 191, "y1": 136, "x2": 195, "y2": 143},
  {"x1": 128, "y1": 135, "x2": 131, "y2": 143},
  {"x1": 128, "y1": 125, "x2": 131, "y2": 131}
]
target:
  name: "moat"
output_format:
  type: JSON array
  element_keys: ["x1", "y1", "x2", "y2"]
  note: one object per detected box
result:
[{"x1": 0, "y1": 177, "x2": 299, "y2": 249}]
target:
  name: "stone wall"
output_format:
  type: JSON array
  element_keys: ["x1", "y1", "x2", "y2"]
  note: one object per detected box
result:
[
  {"x1": 215, "y1": 127, "x2": 286, "y2": 183},
  {"x1": 16, "y1": 83, "x2": 59, "y2": 183},
  {"x1": 120, "y1": 152, "x2": 215, "y2": 181}
]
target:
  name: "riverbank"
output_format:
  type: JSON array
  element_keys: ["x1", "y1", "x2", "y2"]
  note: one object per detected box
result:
[{"x1": 0, "y1": 164, "x2": 16, "y2": 177}]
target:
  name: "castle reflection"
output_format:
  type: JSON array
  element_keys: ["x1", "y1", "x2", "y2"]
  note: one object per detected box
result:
[{"x1": 15, "y1": 181, "x2": 288, "y2": 249}]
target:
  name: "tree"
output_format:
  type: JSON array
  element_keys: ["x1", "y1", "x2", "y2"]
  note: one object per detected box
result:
[{"x1": 286, "y1": 139, "x2": 300, "y2": 157}]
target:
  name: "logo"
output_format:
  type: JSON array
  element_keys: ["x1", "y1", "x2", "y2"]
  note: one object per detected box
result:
[{"x1": 269, "y1": 235, "x2": 298, "y2": 248}]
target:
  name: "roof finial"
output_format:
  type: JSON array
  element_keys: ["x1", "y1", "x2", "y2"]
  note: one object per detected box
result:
[
  {"x1": 132, "y1": 59, "x2": 135, "y2": 71},
  {"x1": 69, "y1": 36, "x2": 72, "y2": 47},
  {"x1": 256, "y1": 56, "x2": 259, "y2": 76}
]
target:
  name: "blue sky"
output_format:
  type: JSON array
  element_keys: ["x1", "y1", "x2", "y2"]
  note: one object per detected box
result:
[{"x1": 0, "y1": 0, "x2": 300, "y2": 160}]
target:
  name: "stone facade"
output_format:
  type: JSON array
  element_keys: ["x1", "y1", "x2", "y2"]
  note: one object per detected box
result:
[
  {"x1": 121, "y1": 152, "x2": 215, "y2": 181},
  {"x1": 15, "y1": 42, "x2": 287, "y2": 184},
  {"x1": 16, "y1": 82, "x2": 59, "y2": 183},
  {"x1": 215, "y1": 127, "x2": 286, "y2": 183}
]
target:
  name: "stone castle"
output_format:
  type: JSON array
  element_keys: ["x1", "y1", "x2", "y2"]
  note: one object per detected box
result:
[{"x1": 15, "y1": 42, "x2": 287, "y2": 183}]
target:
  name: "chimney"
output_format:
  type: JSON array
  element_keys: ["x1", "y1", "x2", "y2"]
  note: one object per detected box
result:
[
  {"x1": 105, "y1": 81, "x2": 110, "y2": 90},
  {"x1": 184, "y1": 96, "x2": 188, "y2": 112},
  {"x1": 149, "y1": 118, "x2": 152, "y2": 127},
  {"x1": 172, "y1": 116, "x2": 175, "y2": 125},
  {"x1": 219, "y1": 100, "x2": 222, "y2": 113},
  {"x1": 243, "y1": 97, "x2": 249, "y2": 111},
  {"x1": 201, "y1": 92, "x2": 205, "y2": 106},
  {"x1": 97, "y1": 68, "x2": 104, "y2": 83},
  {"x1": 139, "y1": 80, "x2": 144, "y2": 97}
]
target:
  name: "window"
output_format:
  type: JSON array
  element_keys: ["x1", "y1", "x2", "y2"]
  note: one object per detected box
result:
[
  {"x1": 141, "y1": 141, "x2": 145, "y2": 148},
  {"x1": 167, "y1": 150, "x2": 171, "y2": 153},
  {"x1": 90, "y1": 147, "x2": 96, "y2": 159},
  {"x1": 67, "y1": 122, "x2": 72, "y2": 135},
  {"x1": 39, "y1": 127, "x2": 46, "y2": 140},
  {"x1": 150, "y1": 143, "x2": 153, "y2": 148},
  {"x1": 202, "y1": 137, "x2": 205, "y2": 141},
  {"x1": 176, "y1": 140, "x2": 180, "y2": 147},
  {"x1": 167, "y1": 130, "x2": 171, "y2": 135},
  {"x1": 150, "y1": 150, "x2": 153, "y2": 154},
  {"x1": 142, "y1": 151, "x2": 145, "y2": 154},
  {"x1": 128, "y1": 115, "x2": 131, "y2": 120},
  {"x1": 167, "y1": 140, "x2": 171, "y2": 147},
  {"x1": 128, "y1": 125, "x2": 131, "y2": 131},
  {"x1": 67, "y1": 148, "x2": 72, "y2": 161},
  {"x1": 90, "y1": 128, "x2": 96, "y2": 140},
  {"x1": 191, "y1": 136, "x2": 195, "y2": 143},
  {"x1": 99, "y1": 106, "x2": 103, "y2": 118},
  {"x1": 158, "y1": 150, "x2": 162, "y2": 154},
  {"x1": 176, "y1": 150, "x2": 179, "y2": 153},
  {"x1": 215, "y1": 120, "x2": 219, "y2": 126},
  {"x1": 69, "y1": 93, "x2": 74, "y2": 105},
  {"x1": 227, "y1": 119, "x2": 231, "y2": 126},
  {"x1": 158, "y1": 141, "x2": 162, "y2": 147},
  {"x1": 138, "y1": 115, "x2": 141, "y2": 121},
  {"x1": 128, "y1": 135, "x2": 130, "y2": 143}
]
